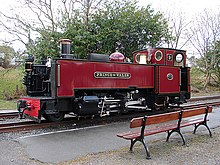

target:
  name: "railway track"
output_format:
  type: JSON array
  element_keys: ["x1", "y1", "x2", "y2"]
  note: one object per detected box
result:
[
  {"x1": 187, "y1": 95, "x2": 220, "y2": 102},
  {"x1": 0, "y1": 112, "x2": 18, "y2": 119},
  {"x1": 182, "y1": 101, "x2": 220, "y2": 109},
  {"x1": 0, "y1": 119, "x2": 77, "y2": 133},
  {"x1": 0, "y1": 95, "x2": 220, "y2": 133}
]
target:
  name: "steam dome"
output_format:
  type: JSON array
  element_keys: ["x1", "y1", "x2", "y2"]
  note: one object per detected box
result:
[{"x1": 109, "y1": 52, "x2": 125, "y2": 63}]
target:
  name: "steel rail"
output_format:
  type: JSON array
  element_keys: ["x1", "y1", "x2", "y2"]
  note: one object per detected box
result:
[
  {"x1": 0, "y1": 120, "x2": 73, "y2": 133},
  {"x1": 0, "y1": 112, "x2": 18, "y2": 118},
  {"x1": 182, "y1": 101, "x2": 220, "y2": 110},
  {"x1": 187, "y1": 95, "x2": 220, "y2": 102}
]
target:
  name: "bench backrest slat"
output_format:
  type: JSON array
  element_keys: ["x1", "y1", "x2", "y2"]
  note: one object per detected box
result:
[
  {"x1": 182, "y1": 106, "x2": 212, "y2": 118},
  {"x1": 130, "y1": 111, "x2": 180, "y2": 128},
  {"x1": 130, "y1": 106, "x2": 212, "y2": 129}
]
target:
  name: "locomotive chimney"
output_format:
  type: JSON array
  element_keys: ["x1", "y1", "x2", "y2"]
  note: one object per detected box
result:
[{"x1": 59, "y1": 39, "x2": 72, "y2": 59}]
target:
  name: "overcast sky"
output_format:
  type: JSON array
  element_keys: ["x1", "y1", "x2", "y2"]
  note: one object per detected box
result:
[
  {"x1": 139, "y1": 0, "x2": 219, "y2": 15},
  {"x1": 0, "y1": 0, "x2": 219, "y2": 51},
  {"x1": 1, "y1": 0, "x2": 219, "y2": 14}
]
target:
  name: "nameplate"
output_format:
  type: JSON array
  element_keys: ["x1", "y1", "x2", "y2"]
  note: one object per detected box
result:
[{"x1": 94, "y1": 72, "x2": 131, "y2": 79}]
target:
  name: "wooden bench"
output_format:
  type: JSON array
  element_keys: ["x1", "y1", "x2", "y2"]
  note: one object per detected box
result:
[{"x1": 117, "y1": 106, "x2": 212, "y2": 159}]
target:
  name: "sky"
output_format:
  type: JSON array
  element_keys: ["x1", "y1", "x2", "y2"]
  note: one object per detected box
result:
[
  {"x1": 139, "y1": 0, "x2": 220, "y2": 56},
  {"x1": 0, "y1": 0, "x2": 219, "y2": 51},
  {"x1": 139, "y1": 0, "x2": 219, "y2": 16}
]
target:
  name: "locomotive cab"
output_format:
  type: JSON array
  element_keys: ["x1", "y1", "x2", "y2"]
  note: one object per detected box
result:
[{"x1": 133, "y1": 48, "x2": 190, "y2": 108}]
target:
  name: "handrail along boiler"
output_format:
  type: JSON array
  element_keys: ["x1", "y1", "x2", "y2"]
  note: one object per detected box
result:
[{"x1": 17, "y1": 39, "x2": 191, "y2": 122}]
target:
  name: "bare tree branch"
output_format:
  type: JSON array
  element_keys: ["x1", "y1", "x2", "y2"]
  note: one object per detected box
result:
[{"x1": 188, "y1": 9, "x2": 220, "y2": 88}]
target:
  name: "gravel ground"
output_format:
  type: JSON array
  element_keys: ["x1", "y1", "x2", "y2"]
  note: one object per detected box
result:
[
  {"x1": 1, "y1": 126, "x2": 219, "y2": 165},
  {"x1": 62, "y1": 126, "x2": 220, "y2": 165}
]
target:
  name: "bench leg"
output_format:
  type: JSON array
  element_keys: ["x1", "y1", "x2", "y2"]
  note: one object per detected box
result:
[
  {"x1": 130, "y1": 139, "x2": 138, "y2": 152},
  {"x1": 193, "y1": 123, "x2": 212, "y2": 137},
  {"x1": 166, "y1": 130, "x2": 186, "y2": 145},
  {"x1": 130, "y1": 138, "x2": 151, "y2": 159},
  {"x1": 141, "y1": 139, "x2": 151, "y2": 159}
]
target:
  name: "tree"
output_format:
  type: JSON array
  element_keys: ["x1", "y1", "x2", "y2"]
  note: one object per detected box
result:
[
  {"x1": 77, "y1": 0, "x2": 104, "y2": 29},
  {"x1": 55, "y1": 0, "x2": 172, "y2": 58},
  {"x1": 0, "y1": 0, "x2": 105, "y2": 60},
  {"x1": 187, "y1": 9, "x2": 220, "y2": 89},
  {"x1": 30, "y1": 31, "x2": 62, "y2": 62},
  {"x1": 0, "y1": 0, "x2": 64, "y2": 60},
  {"x1": 164, "y1": 10, "x2": 192, "y2": 49},
  {"x1": 86, "y1": 0, "x2": 171, "y2": 58},
  {"x1": 0, "y1": 45, "x2": 15, "y2": 68},
  {"x1": 0, "y1": 0, "x2": 172, "y2": 60},
  {"x1": 208, "y1": 40, "x2": 220, "y2": 85}
]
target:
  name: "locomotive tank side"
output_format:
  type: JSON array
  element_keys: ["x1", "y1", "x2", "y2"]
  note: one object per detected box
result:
[
  {"x1": 56, "y1": 60, "x2": 154, "y2": 97},
  {"x1": 54, "y1": 59, "x2": 156, "y2": 116}
]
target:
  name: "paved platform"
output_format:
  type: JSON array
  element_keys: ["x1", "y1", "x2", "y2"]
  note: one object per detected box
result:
[{"x1": 18, "y1": 107, "x2": 220, "y2": 163}]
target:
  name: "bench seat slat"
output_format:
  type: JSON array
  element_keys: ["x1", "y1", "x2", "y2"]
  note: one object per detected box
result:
[
  {"x1": 117, "y1": 126, "x2": 164, "y2": 138},
  {"x1": 119, "y1": 122, "x2": 178, "y2": 140},
  {"x1": 118, "y1": 117, "x2": 210, "y2": 140},
  {"x1": 180, "y1": 118, "x2": 209, "y2": 127},
  {"x1": 117, "y1": 130, "x2": 140, "y2": 138}
]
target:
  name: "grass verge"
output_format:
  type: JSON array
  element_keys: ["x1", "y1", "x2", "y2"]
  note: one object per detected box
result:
[{"x1": 0, "y1": 99, "x2": 17, "y2": 110}]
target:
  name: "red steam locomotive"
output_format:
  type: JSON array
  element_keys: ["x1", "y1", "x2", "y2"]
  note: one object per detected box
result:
[{"x1": 17, "y1": 39, "x2": 190, "y2": 122}]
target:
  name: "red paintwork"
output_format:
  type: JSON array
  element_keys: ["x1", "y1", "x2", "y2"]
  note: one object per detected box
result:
[
  {"x1": 133, "y1": 48, "x2": 187, "y2": 67},
  {"x1": 56, "y1": 60, "x2": 155, "y2": 97},
  {"x1": 133, "y1": 50, "x2": 148, "y2": 64},
  {"x1": 157, "y1": 66, "x2": 180, "y2": 94},
  {"x1": 165, "y1": 49, "x2": 174, "y2": 66},
  {"x1": 133, "y1": 48, "x2": 166, "y2": 65},
  {"x1": 20, "y1": 97, "x2": 40, "y2": 118},
  {"x1": 150, "y1": 48, "x2": 165, "y2": 65},
  {"x1": 155, "y1": 66, "x2": 159, "y2": 94}
]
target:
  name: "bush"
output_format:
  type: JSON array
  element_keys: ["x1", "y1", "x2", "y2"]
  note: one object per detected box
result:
[
  {"x1": 0, "y1": 67, "x2": 25, "y2": 100},
  {"x1": 190, "y1": 67, "x2": 205, "y2": 90}
]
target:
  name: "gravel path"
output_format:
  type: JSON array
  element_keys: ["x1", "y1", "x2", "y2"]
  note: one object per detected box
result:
[
  {"x1": 60, "y1": 126, "x2": 220, "y2": 165},
  {"x1": 0, "y1": 139, "x2": 43, "y2": 165}
]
